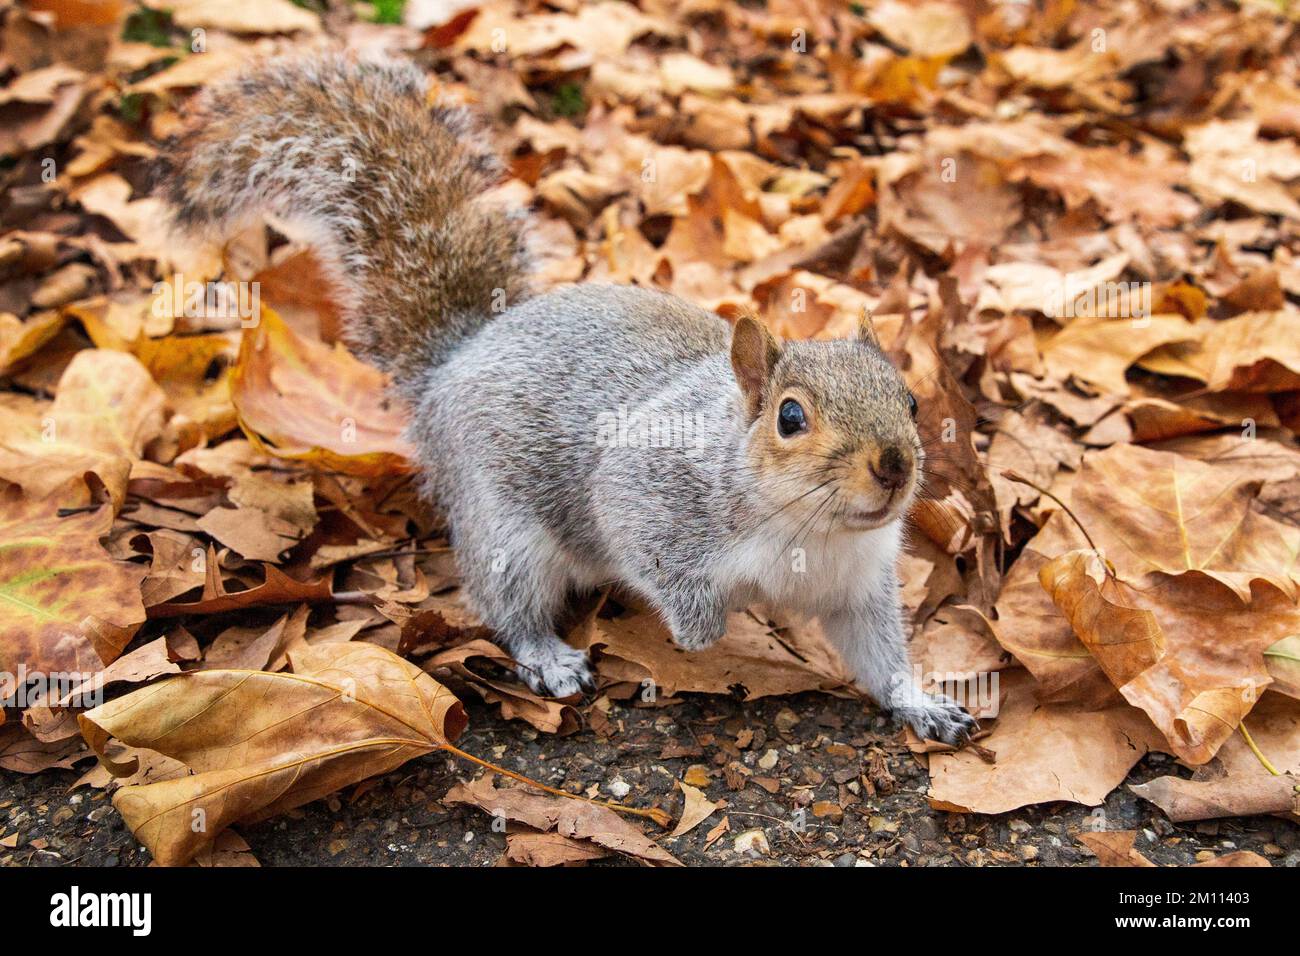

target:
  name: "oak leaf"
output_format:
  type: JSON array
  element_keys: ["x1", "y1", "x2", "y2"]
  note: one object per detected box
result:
[{"x1": 149, "y1": 545, "x2": 332, "y2": 617}]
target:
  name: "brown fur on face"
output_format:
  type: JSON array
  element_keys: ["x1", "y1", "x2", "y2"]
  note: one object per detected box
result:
[{"x1": 740, "y1": 331, "x2": 922, "y2": 530}]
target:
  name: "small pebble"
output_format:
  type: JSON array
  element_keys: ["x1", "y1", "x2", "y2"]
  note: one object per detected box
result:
[{"x1": 774, "y1": 708, "x2": 800, "y2": 732}]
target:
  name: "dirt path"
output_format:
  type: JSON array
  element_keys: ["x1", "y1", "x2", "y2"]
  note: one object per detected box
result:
[{"x1": 4, "y1": 693, "x2": 1295, "y2": 867}]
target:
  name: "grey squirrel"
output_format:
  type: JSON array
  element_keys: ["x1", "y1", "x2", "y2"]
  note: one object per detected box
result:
[{"x1": 161, "y1": 54, "x2": 977, "y2": 744}]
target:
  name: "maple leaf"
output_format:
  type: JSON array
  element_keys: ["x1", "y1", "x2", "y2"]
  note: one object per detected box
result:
[
  {"x1": 0, "y1": 483, "x2": 146, "y2": 675},
  {"x1": 1069, "y1": 444, "x2": 1300, "y2": 601}
]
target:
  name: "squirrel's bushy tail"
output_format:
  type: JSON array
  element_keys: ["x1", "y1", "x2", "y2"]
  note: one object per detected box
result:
[{"x1": 159, "y1": 54, "x2": 532, "y2": 390}]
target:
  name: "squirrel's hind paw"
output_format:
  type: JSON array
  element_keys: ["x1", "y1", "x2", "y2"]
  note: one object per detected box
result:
[
  {"x1": 513, "y1": 640, "x2": 593, "y2": 698},
  {"x1": 899, "y1": 693, "x2": 978, "y2": 746}
]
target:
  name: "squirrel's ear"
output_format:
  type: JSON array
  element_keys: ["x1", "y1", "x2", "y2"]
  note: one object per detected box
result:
[
  {"x1": 730, "y1": 316, "x2": 781, "y2": 418},
  {"x1": 857, "y1": 306, "x2": 881, "y2": 348}
]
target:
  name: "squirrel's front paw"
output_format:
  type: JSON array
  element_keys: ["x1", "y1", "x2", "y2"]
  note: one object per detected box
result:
[
  {"x1": 897, "y1": 692, "x2": 978, "y2": 746},
  {"x1": 513, "y1": 640, "x2": 593, "y2": 698}
]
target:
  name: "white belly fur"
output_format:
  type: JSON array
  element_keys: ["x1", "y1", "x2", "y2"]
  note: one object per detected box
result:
[{"x1": 714, "y1": 519, "x2": 902, "y2": 615}]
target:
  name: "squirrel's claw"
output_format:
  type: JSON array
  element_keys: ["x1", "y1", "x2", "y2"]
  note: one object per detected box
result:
[
  {"x1": 899, "y1": 692, "x2": 979, "y2": 747},
  {"x1": 513, "y1": 641, "x2": 593, "y2": 699}
]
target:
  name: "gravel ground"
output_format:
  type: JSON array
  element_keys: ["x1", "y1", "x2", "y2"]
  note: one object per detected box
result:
[{"x1": 3, "y1": 692, "x2": 1296, "y2": 867}]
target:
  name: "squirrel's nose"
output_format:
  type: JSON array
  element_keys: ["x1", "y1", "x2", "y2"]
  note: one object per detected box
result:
[{"x1": 869, "y1": 445, "x2": 912, "y2": 491}]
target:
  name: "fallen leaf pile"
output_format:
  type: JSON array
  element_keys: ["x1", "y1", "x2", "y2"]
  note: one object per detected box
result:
[{"x1": 2, "y1": 0, "x2": 1299, "y2": 865}]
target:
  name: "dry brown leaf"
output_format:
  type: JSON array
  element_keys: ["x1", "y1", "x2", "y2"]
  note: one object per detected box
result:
[
  {"x1": 69, "y1": 297, "x2": 240, "y2": 449},
  {"x1": 670, "y1": 781, "x2": 724, "y2": 838},
  {"x1": 195, "y1": 505, "x2": 305, "y2": 563},
  {"x1": 0, "y1": 483, "x2": 146, "y2": 676},
  {"x1": 912, "y1": 609, "x2": 1010, "y2": 686},
  {"x1": 883, "y1": 153, "x2": 1023, "y2": 253},
  {"x1": 455, "y1": 2, "x2": 675, "y2": 60},
  {"x1": 147, "y1": 0, "x2": 321, "y2": 35},
  {"x1": 992, "y1": 438, "x2": 1300, "y2": 749},
  {"x1": 868, "y1": 1, "x2": 971, "y2": 58},
  {"x1": 0, "y1": 309, "x2": 66, "y2": 374},
  {"x1": 1042, "y1": 316, "x2": 1201, "y2": 396},
  {"x1": 230, "y1": 307, "x2": 415, "y2": 477},
  {"x1": 1040, "y1": 549, "x2": 1299, "y2": 763},
  {"x1": 192, "y1": 829, "x2": 260, "y2": 867},
  {"x1": 53, "y1": 636, "x2": 181, "y2": 706},
  {"x1": 0, "y1": 723, "x2": 87, "y2": 774},
  {"x1": 658, "y1": 52, "x2": 734, "y2": 96},
  {"x1": 423, "y1": 638, "x2": 579, "y2": 734},
  {"x1": 575, "y1": 604, "x2": 852, "y2": 700},
  {"x1": 0, "y1": 64, "x2": 88, "y2": 154},
  {"x1": 79, "y1": 642, "x2": 467, "y2": 866},
  {"x1": 69, "y1": 174, "x2": 177, "y2": 262},
  {"x1": 1079, "y1": 830, "x2": 1271, "y2": 867},
  {"x1": 67, "y1": 113, "x2": 156, "y2": 177},
  {"x1": 1193, "y1": 851, "x2": 1272, "y2": 867},
  {"x1": 444, "y1": 773, "x2": 679, "y2": 866},
  {"x1": 1263, "y1": 637, "x2": 1300, "y2": 701},
  {"x1": 927, "y1": 671, "x2": 1165, "y2": 814},
  {"x1": 1124, "y1": 390, "x2": 1279, "y2": 443},
  {"x1": 986, "y1": 408, "x2": 1082, "y2": 538},
  {"x1": 150, "y1": 545, "x2": 332, "y2": 617},
  {"x1": 1130, "y1": 773, "x2": 1299, "y2": 823},
  {"x1": 252, "y1": 249, "x2": 346, "y2": 341},
  {"x1": 201, "y1": 608, "x2": 306, "y2": 672},
  {"x1": 1170, "y1": 311, "x2": 1300, "y2": 393},
  {"x1": 134, "y1": 530, "x2": 207, "y2": 607},
  {"x1": 1018, "y1": 149, "x2": 1200, "y2": 228},
  {"x1": 0, "y1": 348, "x2": 165, "y2": 509},
  {"x1": 1077, "y1": 830, "x2": 1158, "y2": 867},
  {"x1": 1072, "y1": 443, "x2": 1300, "y2": 601},
  {"x1": 975, "y1": 255, "x2": 1129, "y2": 316},
  {"x1": 126, "y1": 46, "x2": 246, "y2": 96},
  {"x1": 1185, "y1": 119, "x2": 1300, "y2": 219},
  {"x1": 504, "y1": 831, "x2": 610, "y2": 866}
]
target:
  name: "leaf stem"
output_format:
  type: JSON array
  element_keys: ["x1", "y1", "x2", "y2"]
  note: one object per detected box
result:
[
  {"x1": 1238, "y1": 722, "x2": 1280, "y2": 776},
  {"x1": 1001, "y1": 468, "x2": 1111, "y2": 575}
]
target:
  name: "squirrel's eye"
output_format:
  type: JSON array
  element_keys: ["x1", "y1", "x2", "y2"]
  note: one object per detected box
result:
[
  {"x1": 908, "y1": 392, "x2": 918, "y2": 419},
  {"x1": 778, "y1": 398, "x2": 807, "y2": 437}
]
